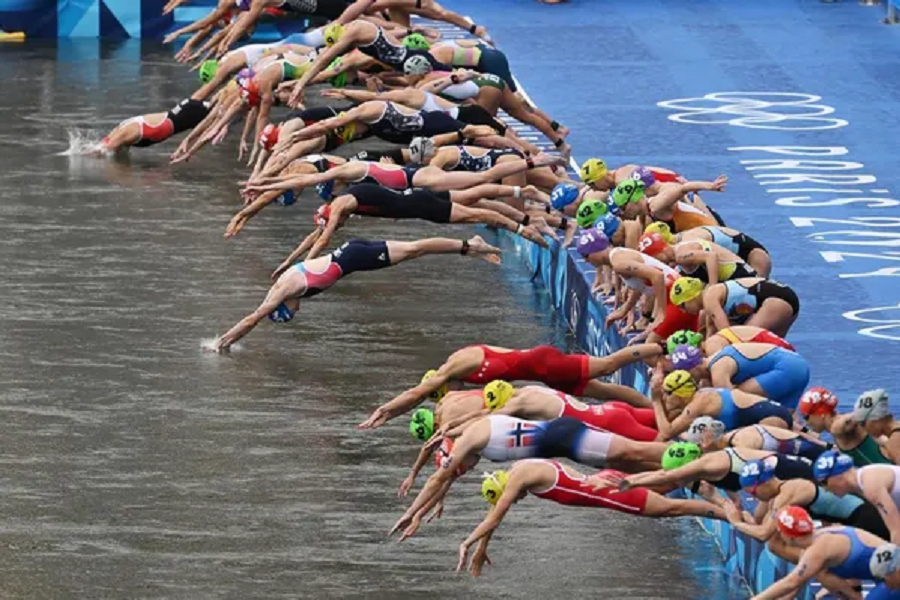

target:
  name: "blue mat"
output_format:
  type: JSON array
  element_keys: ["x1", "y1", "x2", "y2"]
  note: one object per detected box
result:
[{"x1": 453, "y1": 0, "x2": 900, "y2": 407}]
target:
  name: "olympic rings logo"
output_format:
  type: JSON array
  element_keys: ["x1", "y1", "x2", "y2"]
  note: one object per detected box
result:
[{"x1": 657, "y1": 92, "x2": 848, "y2": 131}]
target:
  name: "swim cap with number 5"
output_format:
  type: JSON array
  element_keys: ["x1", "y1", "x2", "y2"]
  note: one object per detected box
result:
[
  {"x1": 669, "y1": 277, "x2": 705, "y2": 305},
  {"x1": 661, "y1": 442, "x2": 702, "y2": 470},
  {"x1": 576, "y1": 227, "x2": 610, "y2": 256}
]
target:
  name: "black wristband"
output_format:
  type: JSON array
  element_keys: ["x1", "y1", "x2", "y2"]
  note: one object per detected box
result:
[
  {"x1": 521, "y1": 215, "x2": 530, "y2": 226},
  {"x1": 560, "y1": 217, "x2": 568, "y2": 229},
  {"x1": 460, "y1": 240, "x2": 470, "y2": 255},
  {"x1": 554, "y1": 138, "x2": 564, "y2": 148},
  {"x1": 456, "y1": 130, "x2": 465, "y2": 144},
  {"x1": 545, "y1": 204, "x2": 551, "y2": 214},
  {"x1": 526, "y1": 157, "x2": 535, "y2": 169},
  {"x1": 690, "y1": 481, "x2": 701, "y2": 495},
  {"x1": 450, "y1": 74, "x2": 460, "y2": 84},
  {"x1": 551, "y1": 120, "x2": 560, "y2": 131},
  {"x1": 469, "y1": 23, "x2": 478, "y2": 34},
  {"x1": 801, "y1": 426, "x2": 810, "y2": 433}
]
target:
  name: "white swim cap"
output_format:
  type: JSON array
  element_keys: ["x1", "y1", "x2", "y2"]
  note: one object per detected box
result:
[
  {"x1": 403, "y1": 55, "x2": 433, "y2": 76},
  {"x1": 684, "y1": 416, "x2": 726, "y2": 444},
  {"x1": 409, "y1": 137, "x2": 434, "y2": 164},
  {"x1": 853, "y1": 389, "x2": 891, "y2": 422},
  {"x1": 870, "y1": 543, "x2": 900, "y2": 579}
]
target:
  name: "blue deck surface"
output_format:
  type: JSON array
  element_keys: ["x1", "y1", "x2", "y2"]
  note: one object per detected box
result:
[{"x1": 457, "y1": 0, "x2": 900, "y2": 406}]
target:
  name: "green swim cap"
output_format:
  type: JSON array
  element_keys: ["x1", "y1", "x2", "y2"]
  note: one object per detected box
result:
[
  {"x1": 328, "y1": 57, "x2": 347, "y2": 88},
  {"x1": 662, "y1": 442, "x2": 702, "y2": 470},
  {"x1": 409, "y1": 408, "x2": 435, "y2": 441},
  {"x1": 612, "y1": 179, "x2": 646, "y2": 207},
  {"x1": 666, "y1": 329, "x2": 705, "y2": 355},
  {"x1": 575, "y1": 198, "x2": 608, "y2": 228},
  {"x1": 199, "y1": 59, "x2": 219, "y2": 84},
  {"x1": 403, "y1": 33, "x2": 431, "y2": 50}
]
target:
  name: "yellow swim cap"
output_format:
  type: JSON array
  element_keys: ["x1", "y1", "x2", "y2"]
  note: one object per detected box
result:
[
  {"x1": 664, "y1": 370, "x2": 698, "y2": 398},
  {"x1": 579, "y1": 158, "x2": 608, "y2": 185},
  {"x1": 669, "y1": 277, "x2": 705, "y2": 305},
  {"x1": 323, "y1": 23, "x2": 344, "y2": 47},
  {"x1": 483, "y1": 380, "x2": 515, "y2": 410},
  {"x1": 481, "y1": 470, "x2": 509, "y2": 505},
  {"x1": 421, "y1": 369, "x2": 448, "y2": 402},
  {"x1": 644, "y1": 221, "x2": 673, "y2": 244},
  {"x1": 334, "y1": 114, "x2": 356, "y2": 143}
]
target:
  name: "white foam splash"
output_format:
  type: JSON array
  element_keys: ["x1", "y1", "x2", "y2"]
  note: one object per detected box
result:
[
  {"x1": 200, "y1": 337, "x2": 241, "y2": 353},
  {"x1": 57, "y1": 128, "x2": 110, "y2": 157}
]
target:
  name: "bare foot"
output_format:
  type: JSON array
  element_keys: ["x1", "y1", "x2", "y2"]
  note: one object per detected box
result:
[
  {"x1": 466, "y1": 235, "x2": 502, "y2": 264},
  {"x1": 521, "y1": 225, "x2": 549, "y2": 248},
  {"x1": 530, "y1": 217, "x2": 559, "y2": 241},
  {"x1": 561, "y1": 217, "x2": 578, "y2": 247},
  {"x1": 558, "y1": 124, "x2": 570, "y2": 138},
  {"x1": 533, "y1": 152, "x2": 566, "y2": 169}
]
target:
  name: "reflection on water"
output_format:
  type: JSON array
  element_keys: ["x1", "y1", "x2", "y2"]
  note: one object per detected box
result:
[{"x1": 0, "y1": 40, "x2": 742, "y2": 599}]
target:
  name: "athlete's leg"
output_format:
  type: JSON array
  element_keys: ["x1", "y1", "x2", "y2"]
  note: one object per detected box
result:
[
  {"x1": 606, "y1": 402, "x2": 657, "y2": 429},
  {"x1": 746, "y1": 299, "x2": 795, "y2": 338},
  {"x1": 607, "y1": 435, "x2": 668, "y2": 465},
  {"x1": 602, "y1": 407, "x2": 659, "y2": 442},
  {"x1": 581, "y1": 380, "x2": 651, "y2": 408},
  {"x1": 385, "y1": 236, "x2": 500, "y2": 265},
  {"x1": 449, "y1": 204, "x2": 548, "y2": 248},
  {"x1": 474, "y1": 88, "x2": 503, "y2": 116},
  {"x1": 256, "y1": 137, "x2": 327, "y2": 180},
  {"x1": 642, "y1": 492, "x2": 725, "y2": 520},
  {"x1": 748, "y1": 248, "x2": 772, "y2": 279},
  {"x1": 102, "y1": 120, "x2": 142, "y2": 152}
]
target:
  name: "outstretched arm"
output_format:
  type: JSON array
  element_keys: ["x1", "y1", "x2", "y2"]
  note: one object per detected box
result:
[
  {"x1": 359, "y1": 356, "x2": 467, "y2": 429},
  {"x1": 225, "y1": 190, "x2": 283, "y2": 238},
  {"x1": 751, "y1": 545, "x2": 827, "y2": 600},
  {"x1": 272, "y1": 229, "x2": 324, "y2": 280},
  {"x1": 213, "y1": 278, "x2": 300, "y2": 352},
  {"x1": 217, "y1": 1, "x2": 267, "y2": 55},
  {"x1": 649, "y1": 176, "x2": 728, "y2": 215},
  {"x1": 456, "y1": 499, "x2": 511, "y2": 574}
]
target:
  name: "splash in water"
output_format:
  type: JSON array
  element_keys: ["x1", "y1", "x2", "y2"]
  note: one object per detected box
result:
[{"x1": 58, "y1": 128, "x2": 111, "y2": 157}]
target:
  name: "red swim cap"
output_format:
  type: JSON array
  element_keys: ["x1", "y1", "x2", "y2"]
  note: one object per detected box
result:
[
  {"x1": 314, "y1": 204, "x2": 331, "y2": 227},
  {"x1": 776, "y1": 505, "x2": 815, "y2": 538},
  {"x1": 239, "y1": 79, "x2": 261, "y2": 107},
  {"x1": 638, "y1": 232, "x2": 668, "y2": 257},
  {"x1": 259, "y1": 124, "x2": 280, "y2": 151},
  {"x1": 798, "y1": 387, "x2": 838, "y2": 417}
]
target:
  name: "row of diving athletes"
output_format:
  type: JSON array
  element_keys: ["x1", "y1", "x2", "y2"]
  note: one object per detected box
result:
[{"x1": 111, "y1": 3, "x2": 900, "y2": 597}]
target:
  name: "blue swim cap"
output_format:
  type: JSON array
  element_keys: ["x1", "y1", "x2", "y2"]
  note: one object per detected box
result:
[
  {"x1": 604, "y1": 193, "x2": 620, "y2": 216},
  {"x1": 550, "y1": 183, "x2": 579, "y2": 210},
  {"x1": 276, "y1": 189, "x2": 296, "y2": 206},
  {"x1": 316, "y1": 180, "x2": 335, "y2": 200},
  {"x1": 813, "y1": 450, "x2": 855, "y2": 482},
  {"x1": 739, "y1": 457, "x2": 777, "y2": 490},
  {"x1": 595, "y1": 212, "x2": 620, "y2": 239},
  {"x1": 268, "y1": 302, "x2": 296, "y2": 323}
]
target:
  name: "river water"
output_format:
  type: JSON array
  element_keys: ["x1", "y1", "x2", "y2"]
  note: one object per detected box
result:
[{"x1": 0, "y1": 41, "x2": 742, "y2": 598}]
